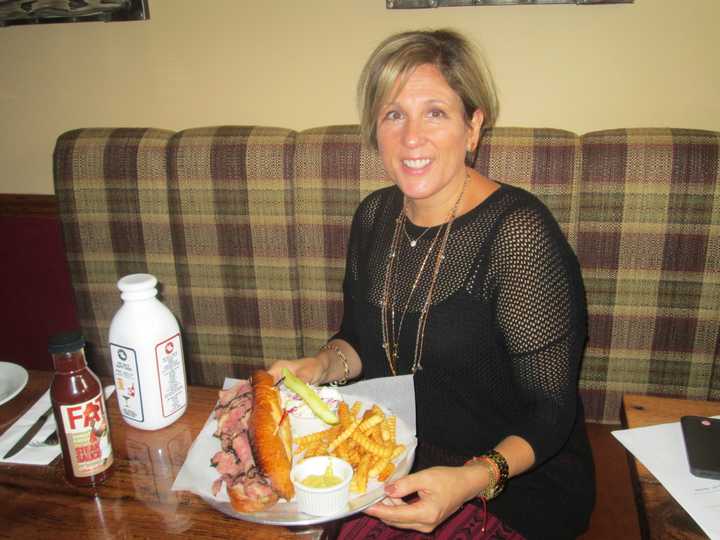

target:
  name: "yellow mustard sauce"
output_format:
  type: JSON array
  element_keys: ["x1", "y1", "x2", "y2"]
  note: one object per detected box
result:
[{"x1": 301, "y1": 462, "x2": 342, "y2": 488}]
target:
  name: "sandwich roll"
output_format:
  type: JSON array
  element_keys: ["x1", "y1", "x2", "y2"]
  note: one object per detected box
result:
[
  {"x1": 210, "y1": 370, "x2": 294, "y2": 514},
  {"x1": 249, "y1": 370, "x2": 295, "y2": 501}
]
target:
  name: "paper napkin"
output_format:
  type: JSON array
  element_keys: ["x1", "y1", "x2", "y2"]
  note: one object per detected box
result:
[{"x1": 0, "y1": 385, "x2": 115, "y2": 465}]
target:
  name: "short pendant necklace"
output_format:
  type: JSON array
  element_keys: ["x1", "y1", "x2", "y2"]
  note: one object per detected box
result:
[
  {"x1": 402, "y1": 220, "x2": 431, "y2": 248},
  {"x1": 381, "y1": 172, "x2": 469, "y2": 376}
]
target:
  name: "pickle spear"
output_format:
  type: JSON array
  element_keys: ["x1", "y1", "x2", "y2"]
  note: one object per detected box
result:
[{"x1": 281, "y1": 367, "x2": 339, "y2": 425}]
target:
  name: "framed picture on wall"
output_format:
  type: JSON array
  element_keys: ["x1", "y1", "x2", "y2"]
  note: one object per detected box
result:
[
  {"x1": 387, "y1": 0, "x2": 633, "y2": 7},
  {"x1": 0, "y1": 0, "x2": 150, "y2": 27}
]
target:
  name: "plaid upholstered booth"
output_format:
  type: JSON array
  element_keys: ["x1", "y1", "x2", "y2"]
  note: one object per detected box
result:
[{"x1": 53, "y1": 126, "x2": 719, "y2": 424}]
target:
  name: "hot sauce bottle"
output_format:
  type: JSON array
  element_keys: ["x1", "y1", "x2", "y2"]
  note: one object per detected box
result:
[{"x1": 49, "y1": 331, "x2": 113, "y2": 486}]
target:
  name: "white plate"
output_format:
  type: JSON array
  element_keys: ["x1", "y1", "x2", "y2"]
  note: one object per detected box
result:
[
  {"x1": 173, "y1": 380, "x2": 417, "y2": 527},
  {"x1": 203, "y1": 417, "x2": 416, "y2": 526},
  {"x1": 0, "y1": 362, "x2": 29, "y2": 406}
]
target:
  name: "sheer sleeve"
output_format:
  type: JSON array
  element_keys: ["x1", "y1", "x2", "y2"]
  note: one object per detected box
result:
[
  {"x1": 331, "y1": 190, "x2": 385, "y2": 354},
  {"x1": 332, "y1": 258, "x2": 362, "y2": 355},
  {"x1": 486, "y1": 202, "x2": 587, "y2": 464}
]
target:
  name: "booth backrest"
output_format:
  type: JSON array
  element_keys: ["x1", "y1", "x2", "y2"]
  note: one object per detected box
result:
[{"x1": 54, "y1": 126, "x2": 720, "y2": 423}]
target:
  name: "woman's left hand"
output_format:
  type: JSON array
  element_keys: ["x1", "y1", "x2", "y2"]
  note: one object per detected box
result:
[{"x1": 363, "y1": 466, "x2": 477, "y2": 534}]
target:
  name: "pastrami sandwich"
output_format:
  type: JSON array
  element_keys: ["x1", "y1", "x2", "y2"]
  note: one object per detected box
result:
[{"x1": 211, "y1": 370, "x2": 294, "y2": 512}]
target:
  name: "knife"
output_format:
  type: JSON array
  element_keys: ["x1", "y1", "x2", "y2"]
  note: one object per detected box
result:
[{"x1": 2, "y1": 406, "x2": 54, "y2": 459}]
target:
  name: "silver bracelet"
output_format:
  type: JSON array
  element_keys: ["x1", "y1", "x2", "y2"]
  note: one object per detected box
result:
[{"x1": 320, "y1": 343, "x2": 349, "y2": 386}]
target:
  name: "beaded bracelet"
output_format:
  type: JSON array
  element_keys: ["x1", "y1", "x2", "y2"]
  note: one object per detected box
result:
[
  {"x1": 320, "y1": 343, "x2": 350, "y2": 386},
  {"x1": 465, "y1": 449, "x2": 509, "y2": 499},
  {"x1": 470, "y1": 457, "x2": 498, "y2": 499}
]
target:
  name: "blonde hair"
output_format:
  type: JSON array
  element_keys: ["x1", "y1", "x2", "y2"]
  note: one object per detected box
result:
[{"x1": 357, "y1": 29, "x2": 499, "y2": 151}]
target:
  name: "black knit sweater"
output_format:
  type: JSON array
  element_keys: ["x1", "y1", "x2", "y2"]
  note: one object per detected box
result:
[{"x1": 334, "y1": 183, "x2": 595, "y2": 539}]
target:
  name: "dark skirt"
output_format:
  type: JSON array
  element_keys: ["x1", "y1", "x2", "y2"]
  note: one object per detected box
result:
[
  {"x1": 336, "y1": 440, "x2": 526, "y2": 540},
  {"x1": 337, "y1": 501, "x2": 525, "y2": 540}
]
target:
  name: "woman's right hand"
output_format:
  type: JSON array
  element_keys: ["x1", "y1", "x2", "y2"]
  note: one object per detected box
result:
[{"x1": 267, "y1": 356, "x2": 326, "y2": 386}]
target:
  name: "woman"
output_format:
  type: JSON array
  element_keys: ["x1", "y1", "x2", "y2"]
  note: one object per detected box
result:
[{"x1": 270, "y1": 29, "x2": 595, "y2": 539}]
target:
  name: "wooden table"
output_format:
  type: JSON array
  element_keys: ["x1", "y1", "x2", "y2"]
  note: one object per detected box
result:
[
  {"x1": 622, "y1": 393, "x2": 720, "y2": 540},
  {"x1": 0, "y1": 370, "x2": 341, "y2": 539}
]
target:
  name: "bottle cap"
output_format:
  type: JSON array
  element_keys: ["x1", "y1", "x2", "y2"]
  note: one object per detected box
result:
[
  {"x1": 117, "y1": 273, "x2": 158, "y2": 301},
  {"x1": 48, "y1": 331, "x2": 86, "y2": 354},
  {"x1": 117, "y1": 273, "x2": 158, "y2": 292}
]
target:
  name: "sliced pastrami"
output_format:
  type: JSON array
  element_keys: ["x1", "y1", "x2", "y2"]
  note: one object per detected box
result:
[{"x1": 211, "y1": 379, "x2": 279, "y2": 509}]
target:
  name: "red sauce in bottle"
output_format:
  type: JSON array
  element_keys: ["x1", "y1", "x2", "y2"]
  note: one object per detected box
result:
[{"x1": 49, "y1": 331, "x2": 113, "y2": 486}]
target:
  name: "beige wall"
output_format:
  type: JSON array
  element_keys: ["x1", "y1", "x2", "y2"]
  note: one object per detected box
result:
[{"x1": 1, "y1": 0, "x2": 718, "y2": 195}]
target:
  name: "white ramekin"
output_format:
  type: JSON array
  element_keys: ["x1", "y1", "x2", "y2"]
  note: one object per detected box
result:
[{"x1": 291, "y1": 456, "x2": 354, "y2": 516}]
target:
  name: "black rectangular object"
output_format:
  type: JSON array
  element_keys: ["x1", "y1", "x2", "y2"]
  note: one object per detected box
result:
[{"x1": 681, "y1": 415, "x2": 720, "y2": 480}]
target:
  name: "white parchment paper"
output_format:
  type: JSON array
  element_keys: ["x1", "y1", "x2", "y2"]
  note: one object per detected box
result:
[{"x1": 171, "y1": 375, "x2": 416, "y2": 525}]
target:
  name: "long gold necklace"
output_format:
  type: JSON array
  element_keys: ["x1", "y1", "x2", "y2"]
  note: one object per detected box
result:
[{"x1": 381, "y1": 172, "x2": 469, "y2": 375}]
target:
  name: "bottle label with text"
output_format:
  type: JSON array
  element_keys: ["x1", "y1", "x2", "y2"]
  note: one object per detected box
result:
[
  {"x1": 155, "y1": 333, "x2": 187, "y2": 417},
  {"x1": 59, "y1": 394, "x2": 113, "y2": 477},
  {"x1": 110, "y1": 343, "x2": 144, "y2": 422}
]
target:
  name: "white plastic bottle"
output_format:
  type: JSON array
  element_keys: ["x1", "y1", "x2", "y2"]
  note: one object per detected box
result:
[{"x1": 109, "y1": 273, "x2": 187, "y2": 430}]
